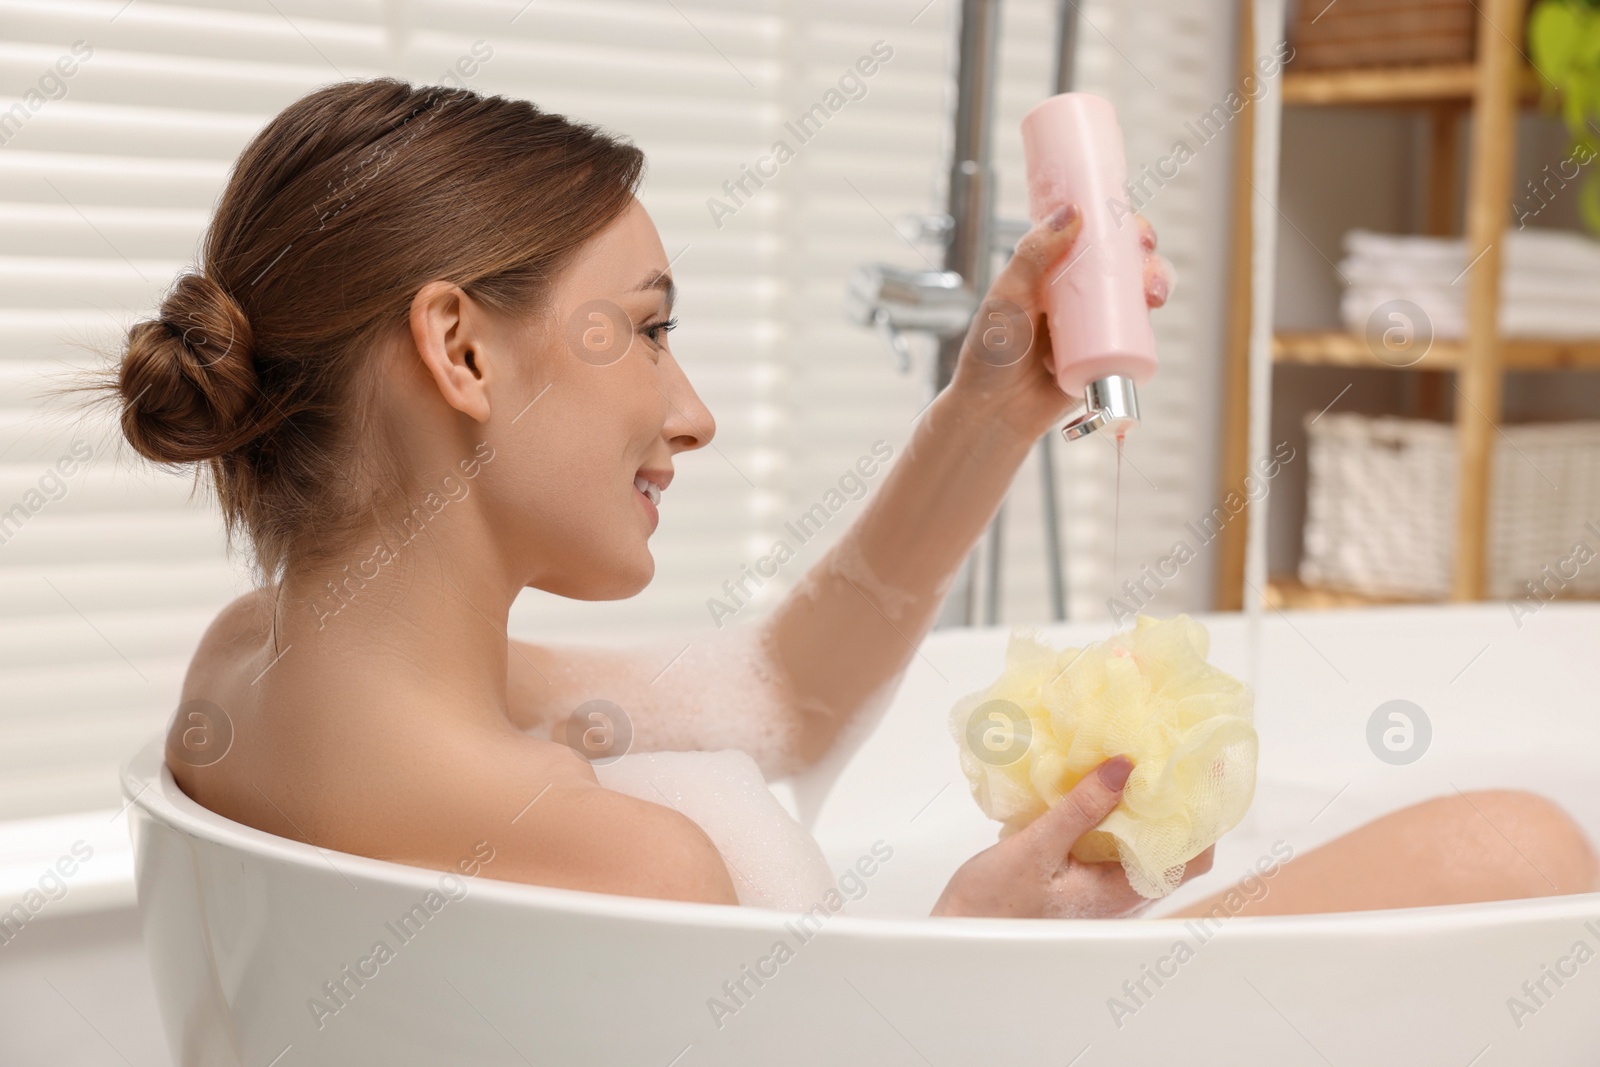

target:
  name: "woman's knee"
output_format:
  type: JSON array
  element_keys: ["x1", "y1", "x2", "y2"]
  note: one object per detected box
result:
[{"x1": 1430, "y1": 790, "x2": 1599, "y2": 896}]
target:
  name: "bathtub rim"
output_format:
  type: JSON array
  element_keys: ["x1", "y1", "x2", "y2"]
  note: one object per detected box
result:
[{"x1": 122, "y1": 737, "x2": 1600, "y2": 945}]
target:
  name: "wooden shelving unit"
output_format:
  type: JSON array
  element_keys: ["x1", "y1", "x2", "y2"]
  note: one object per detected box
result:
[
  {"x1": 1216, "y1": 0, "x2": 1561, "y2": 610},
  {"x1": 1274, "y1": 331, "x2": 1600, "y2": 371},
  {"x1": 1279, "y1": 62, "x2": 1545, "y2": 107},
  {"x1": 1265, "y1": 576, "x2": 1434, "y2": 611}
]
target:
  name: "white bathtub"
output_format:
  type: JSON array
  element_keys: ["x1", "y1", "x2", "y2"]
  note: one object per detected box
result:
[{"x1": 125, "y1": 603, "x2": 1600, "y2": 1065}]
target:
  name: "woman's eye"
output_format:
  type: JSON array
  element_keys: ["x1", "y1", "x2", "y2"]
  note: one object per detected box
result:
[{"x1": 641, "y1": 317, "x2": 677, "y2": 349}]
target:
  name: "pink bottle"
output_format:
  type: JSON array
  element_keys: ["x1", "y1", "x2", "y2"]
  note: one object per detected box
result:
[{"x1": 1020, "y1": 92, "x2": 1155, "y2": 441}]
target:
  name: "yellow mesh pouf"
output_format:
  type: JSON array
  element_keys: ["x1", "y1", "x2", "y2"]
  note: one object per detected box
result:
[{"x1": 949, "y1": 614, "x2": 1258, "y2": 899}]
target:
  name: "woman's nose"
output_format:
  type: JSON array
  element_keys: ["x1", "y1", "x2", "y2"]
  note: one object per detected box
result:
[{"x1": 661, "y1": 354, "x2": 715, "y2": 452}]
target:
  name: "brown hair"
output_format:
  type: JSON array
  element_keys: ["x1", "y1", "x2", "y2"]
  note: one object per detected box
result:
[{"x1": 111, "y1": 78, "x2": 644, "y2": 578}]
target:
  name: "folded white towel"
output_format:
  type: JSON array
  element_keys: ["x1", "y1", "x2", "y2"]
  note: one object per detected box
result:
[
  {"x1": 1343, "y1": 259, "x2": 1600, "y2": 302},
  {"x1": 1338, "y1": 228, "x2": 1600, "y2": 340},
  {"x1": 1343, "y1": 228, "x2": 1600, "y2": 278},
  {"x1": 1343, "y1": 286, "x2": 1600, "y2": 340}
]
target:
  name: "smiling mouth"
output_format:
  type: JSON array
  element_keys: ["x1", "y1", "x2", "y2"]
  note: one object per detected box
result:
[{"x1": 632, "y1": 474, "x2": 661, "y2": 506}]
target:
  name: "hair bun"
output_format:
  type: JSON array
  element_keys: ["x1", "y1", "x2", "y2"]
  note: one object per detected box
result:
[{"x1": 120, "y1": 272, "x2": 264, "y2": 463}]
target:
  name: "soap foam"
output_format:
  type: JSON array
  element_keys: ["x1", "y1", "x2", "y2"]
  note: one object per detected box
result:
[
  {"x1": 533, "y1": 626, "x2": 808, "y2": 779},
  {"x1": 591, "y1": 749, "x2": 836, "y2": 911},
  {"x1": 527, "y1": 600, "x2": 918, "y2": 894}
]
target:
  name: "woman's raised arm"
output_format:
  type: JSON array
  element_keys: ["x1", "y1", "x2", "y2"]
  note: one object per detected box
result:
[{"x1": 509, "y1": 209, "x2": 1172, "y2": 774}]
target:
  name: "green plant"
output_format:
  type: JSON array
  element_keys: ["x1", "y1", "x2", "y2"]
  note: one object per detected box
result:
[{"x1": 1529, "y1": 0, "x2": 1600, "y2": 231}]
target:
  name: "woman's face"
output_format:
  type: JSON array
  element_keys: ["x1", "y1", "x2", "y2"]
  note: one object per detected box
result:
[{"x1": 481, "y1": 197, "x2": 714, "y2": 600}]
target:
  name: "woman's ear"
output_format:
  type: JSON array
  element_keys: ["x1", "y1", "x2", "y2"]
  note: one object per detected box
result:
[{"x1": 409, "y1": 280, "x2": 492, "y2": 423}]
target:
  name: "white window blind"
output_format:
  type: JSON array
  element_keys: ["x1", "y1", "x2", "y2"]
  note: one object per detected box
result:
[{"x1": 0, "y1": 0, "x2": 1223, "y2": 822}]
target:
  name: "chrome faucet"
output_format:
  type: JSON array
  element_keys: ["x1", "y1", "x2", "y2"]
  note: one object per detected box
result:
[
  {"x1": 844, "y1": 263, "x2": 970, "y2": 373},
  {"x1": 844, "y1": 218, "x2": 1035, "y2": 372}
]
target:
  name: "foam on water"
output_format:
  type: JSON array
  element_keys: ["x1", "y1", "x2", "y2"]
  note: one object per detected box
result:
[
  {"x1": 592, "y1": 749, "x2": 836, "y2": 911},
  {"x1": 544, "y1": 625, "x2": 808, "y2": 779},
  {"x1": 537, "y1": 533, "x2": 944, "y2": 901}
]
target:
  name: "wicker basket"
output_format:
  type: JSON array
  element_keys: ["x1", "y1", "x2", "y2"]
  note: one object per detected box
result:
[
  {"x1": 1487, "y1": 421, "x2": 1600, "y2": 600},
  {"x1": 1287, "y1": 0, "x2": 1476, "y2": 71},
  {"x1": 1299, "y1": 413, "x2": 1600, "y2": 600}
]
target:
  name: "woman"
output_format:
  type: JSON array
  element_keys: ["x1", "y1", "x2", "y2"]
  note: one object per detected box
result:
[{"x1": 115, "y1": 79, "x2": 1596, "y2": 919}]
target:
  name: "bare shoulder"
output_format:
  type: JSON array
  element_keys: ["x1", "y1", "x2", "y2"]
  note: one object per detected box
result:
[
  {"x1": 325, "y1": 727, "x2": 741, "y2": 907},
  {"x1": 184, "y1": 587, "x2": 276, "y2": 690},
  {"x1": 200, "y1": 587, "x2": 275, "y2": 649},
  {"x1": 167, "y1": 593, "x2": 739, "y2": 908},
  {"x1": 166, "y1": 589, "x2": 276, "y2": 791}
]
